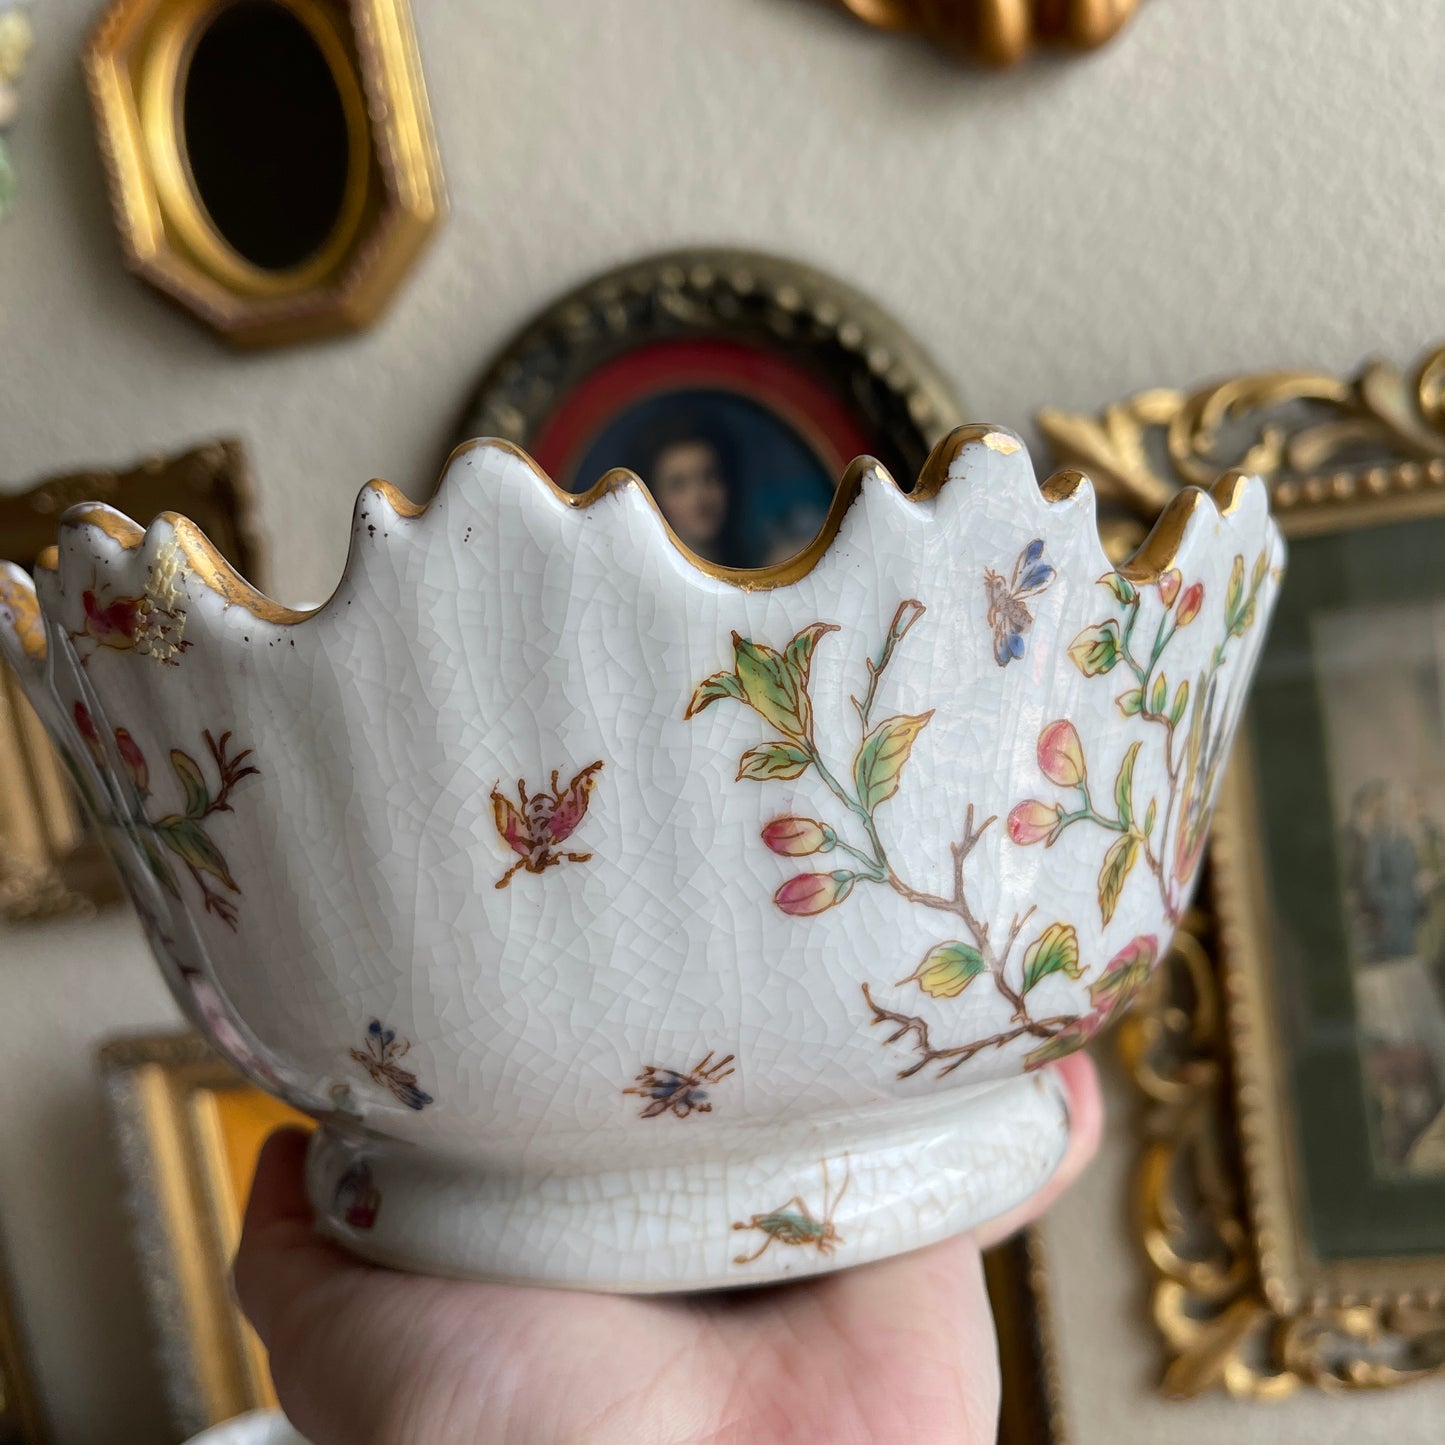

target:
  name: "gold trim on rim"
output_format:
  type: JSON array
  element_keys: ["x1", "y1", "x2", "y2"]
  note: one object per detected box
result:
[{"x1": 21, "y1": 427, "x2": 1273, "y2": 633}]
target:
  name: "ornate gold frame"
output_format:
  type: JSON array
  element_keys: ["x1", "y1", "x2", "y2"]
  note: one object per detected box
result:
[
  {"x1": 99, "y1": 1033, "x2": 308, "y2": 1439},
  {"x1": 828, "y1": 0, "x2": 1145, "y2": 66},
  {"x1": 99, "y1": 1029, "x2": 1068, "y2": 1441},
  {"x1": 84, "y1": 0, "x2": 445, "y2": 346},
  {"x1": 0, "y1": 440, "x2": 262, "y2": 922},
  {"x1": 1044, "y1": 342, "x2": 1445, "y2": 1396}
]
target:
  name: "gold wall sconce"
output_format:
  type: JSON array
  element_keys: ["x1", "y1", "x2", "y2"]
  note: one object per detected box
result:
[
  {"x1": 84, "y1": 0, "x2": 445, "y2": 347},
  {"x1": 833, "y1": 0, "x2": 1144, "y2": 67}
]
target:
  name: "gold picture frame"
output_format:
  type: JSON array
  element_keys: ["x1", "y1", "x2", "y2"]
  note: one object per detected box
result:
[
  {"x1": 99, "y1": 1031, "x2": 1069, "y2": 1442},
  {"x1": 1044, "y1": 343, "x2": 1445, "y2": 1396},
  {"x1": 0, "y1": 440, "x2": 263, "y2": 922},
  {"x1": 84, "y1": 0, "x2": 445, "y2": 347}
]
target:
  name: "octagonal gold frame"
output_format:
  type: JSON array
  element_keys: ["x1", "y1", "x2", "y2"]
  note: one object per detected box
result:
[{"x1": 84, "y1": 0, "x2": 445, "y2": 347}]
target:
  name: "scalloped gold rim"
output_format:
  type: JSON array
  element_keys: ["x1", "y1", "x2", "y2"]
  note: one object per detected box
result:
[{"x1": 18, "y1": 426, "x2": 1274, "y2": 629}]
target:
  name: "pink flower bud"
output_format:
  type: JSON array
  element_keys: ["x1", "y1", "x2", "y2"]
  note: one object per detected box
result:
[
  {"x1": 1037, "y1": 720, "x2": 1086, "y2": 788},
  {"x1": 1175, "y1": 582, "x2": 1204, "y2": 627},
  {"x1": 761, "y1": 817, "x2": 829, "y2": 856},
  {"x1": 1007, "y1": 800, "x2": 1061, "y2": 845},
  {"x1": 1158, "y1": 569, "x2": 1182, "y2": 607},
  {"x1": 774, "y1": 871, "x2": 854, "y2": 916},
  {"x1": 114, "y1": 728, "x2": 148, "y2": 793}
]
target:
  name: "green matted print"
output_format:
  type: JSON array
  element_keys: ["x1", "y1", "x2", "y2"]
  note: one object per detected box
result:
[{"x1": 1247, "y1": 508, "x2": 1445, "y2": 1261}]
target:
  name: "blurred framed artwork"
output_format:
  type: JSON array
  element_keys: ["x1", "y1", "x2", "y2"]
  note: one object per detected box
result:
[
  {"x1": 1045, "y1": 343, "x2": 1445, "y2": 1395},
  {"x1": 101, "y1": 1031, "x2": 1068, "y2": 1443},
  {"x1": 1220, "y1": 472, "x2": 1445, "y2": 1278},
  {"x1": 458, "y1": 248, "x2": 964, "y2": 571},
  {"x1": 0, "y1": 442, "x2": 262, "y2": 922}
]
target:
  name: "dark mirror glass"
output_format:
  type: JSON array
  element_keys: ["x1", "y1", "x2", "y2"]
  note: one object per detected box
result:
[{"x1": 182, "y1": 0, "x2": 352, "y2": 272}]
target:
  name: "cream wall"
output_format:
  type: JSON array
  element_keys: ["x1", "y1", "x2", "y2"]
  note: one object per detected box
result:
[{"x1": 3, "y1": 0, "x2": 1445, "y2": 1440}]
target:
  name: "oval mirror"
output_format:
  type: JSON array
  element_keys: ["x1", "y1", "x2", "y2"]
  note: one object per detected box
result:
[{"x1": 181, "y1": 0, "x2": 352, "y2": 272}]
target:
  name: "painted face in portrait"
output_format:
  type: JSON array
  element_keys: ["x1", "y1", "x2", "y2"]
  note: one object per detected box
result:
[{"x1": 648, "y1": 437, "x2": 730, "y2": 558}]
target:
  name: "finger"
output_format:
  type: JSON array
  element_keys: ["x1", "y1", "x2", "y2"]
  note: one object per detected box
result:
[
  {"x1": 971, "y1": 1052, "x2": 1102, "y2": 1250},
  {"x1": 244, "y1": 1126, "x2": 314, "y2": 1233},
  {"x1": 791, "y1": 1235, "x2": 1001, "y2": 1445},
  {"x1": 233, "y1": 1126, "x2": 360, "y2": 1350}
]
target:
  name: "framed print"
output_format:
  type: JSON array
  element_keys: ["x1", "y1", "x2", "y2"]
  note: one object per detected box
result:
[
  {"x1": 1219, "y1": 468, "x2": 1445, "y2": 1288},
  {"x1": 1045, "y1": 343, "x2": 1445, "y2": 1396},
  {"x1": 101, "y1": 1032, "x2": 1067, "y2": 1442},
  {"x1": 458, "y1": 248, "x2": 964, "y2": 571},
  {"x1": 0, "y1": 440, "x2": 262, "y2": 921}
]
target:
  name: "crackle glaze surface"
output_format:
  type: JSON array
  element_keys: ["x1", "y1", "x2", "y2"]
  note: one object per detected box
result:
[{"x1": 0, "y1": 426, "x2": 1283, "y2": 1289}]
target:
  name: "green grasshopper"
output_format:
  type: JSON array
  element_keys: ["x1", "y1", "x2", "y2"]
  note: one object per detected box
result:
[{"x1": 731, "y1": 1157, "x2": 850, "y2": 1265}]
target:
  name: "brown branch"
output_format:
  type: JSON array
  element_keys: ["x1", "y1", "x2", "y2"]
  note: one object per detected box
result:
[
  {"x1": 862, "y1": 984, "x2": 1076, "y2": 1080},
  {"x1": 202, "y1": 730, "x2": 259, "y2": 816}
]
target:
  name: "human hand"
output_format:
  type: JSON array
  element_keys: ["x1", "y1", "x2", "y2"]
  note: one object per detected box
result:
[{"x1": 235, "y1": 1054, "x2": 1101, "y2": 1445}]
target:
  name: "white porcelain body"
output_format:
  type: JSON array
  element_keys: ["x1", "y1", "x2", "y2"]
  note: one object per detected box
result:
[
  {"x1": 182, "y1": 1410, "x2": 311, "y2": 1445},
  {"x1": 0, "y1": 427, "x2": 1283, "y2": 1290}
]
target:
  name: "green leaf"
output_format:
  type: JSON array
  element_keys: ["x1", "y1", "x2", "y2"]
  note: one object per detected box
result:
[
  {"x1": 853, "y1": 712, "x2": 933, "y2": 812},
  {"x1": 170, "y1": 750, "x2": 210, "y2": 817},
  {"x1": 1099, "y1": 573, "x2": 1136, "y2": 605},
  {"x1": 1097, "y1": 832, "x2": 1140, "y2": 925},
  {"x1": 1251, "y1": 550, "x2": 1269, "y2": 591},
  {"x1": 1021, "y1": 922, "x2": 1082, "y2": 994},
  {"x1": 1144, "y1": 797, "x2": 1157, "y2": 836},
  {"x1": 899, "y1": 941, "x2": 985, "y2": 999},
  {"x1": 1225, "y1": 555, "x2": 1245, "y2": 624},
  {"x1": 732, "y1": 635, "x2": 808, "y2": 738},
  {"x1": 1149, "y1": 674, "x2": 1168, "y2": 715},
  {"x1": 1023, "y1": 1022, "x2": 1092, "y2": 1072},
  {"x1": 1067, "y1": 620, "x2": 1121, "y2": 677},
  {"x1": 737, "y1": 742, "x2": 812, "y2": 781},
  {"x1": 1116, "y1": 688, "x2": 1143, "y2": 718},
  {"x1": 783, "y1": 622, "x2": 839, "y2": 689},
  {"x1": 685, "y1": 670, "x2": 744, "y2": 718},
  {"x1": 157, "y1": 816, "x2": 237, "y2": 889},
  {"x1": 1113, "y1": 740, "x2": 1141, "y2": 830},
  {"x1": 1168, "y1": 679, "x2": 1190, "y2": 729}
]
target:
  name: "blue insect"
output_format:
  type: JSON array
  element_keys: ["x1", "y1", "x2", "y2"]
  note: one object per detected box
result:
[
  {"x1": 983, "y1": 538, "x2": 1055, "y2": 666},
  {"x1": 349, "y1": 1019, "x2": 434, "y2": 1110}
]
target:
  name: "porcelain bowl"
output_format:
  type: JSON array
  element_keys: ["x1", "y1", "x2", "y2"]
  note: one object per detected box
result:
[{"x1": 0, "y1": 425, "x2": 1283, "y2": 1290}]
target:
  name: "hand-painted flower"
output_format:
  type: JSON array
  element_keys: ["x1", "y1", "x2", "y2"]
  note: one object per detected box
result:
[
  {"x1": 1158, "y1": 569, "x2": 1182, "y2": 608},
  {"x1": 761, "y1": 816, "x2": 830, "y2": 856},
  {"x1": 775, "y1": 871, "x2": 854, "y2": 916},
  {"x1": 1175, "y1": 582, "x2": 1204, "y2": 627},
  {"x1": 1037, "y1": 720, "x2": 1086, "y2": 788},
  {"x1": 1007, "y1": 799, "x2": 1062, "y2": 845},
  {"x1": 114, "y1": 728, "x2": 148, "y2": 793}
]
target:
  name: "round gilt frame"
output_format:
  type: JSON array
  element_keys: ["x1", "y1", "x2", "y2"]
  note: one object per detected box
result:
[{"x1": 455, "y1": 248, "x2": 966, "y2": 493}]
